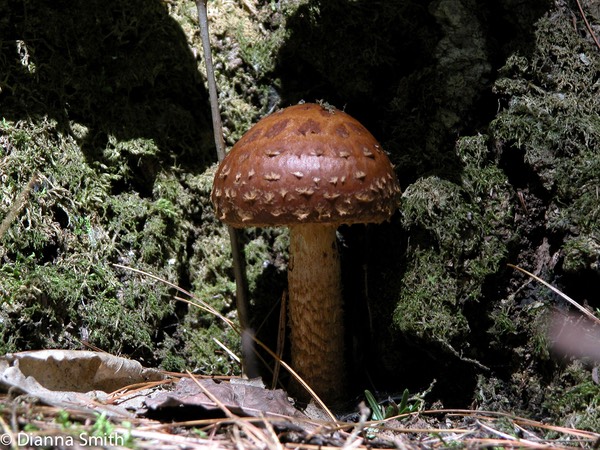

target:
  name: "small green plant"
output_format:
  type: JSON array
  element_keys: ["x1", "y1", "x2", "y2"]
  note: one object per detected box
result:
[
  {"x1": 363, "y1": 388, "x2": 426, "y2": 440},
  {"x1": 55, "y1": 410, "x2": 73, "y2": 429},
  {"x1": 119, "y1": 421, "x2": 135, "y2": 448},
  {"x1": 364, "y1": 388, "x2": 422, "y2": 421},
  {"x1": 90, "y1": 412, "x2": 113, "y2": 436},
  {"x1": 191, "y1": 428, "x2": 208, "y2": 438},
  {"x1": 87, "y1": 413, "x2": 135, "y2": 447},
  {"x1": 22, "y1": 423, "x2": 39, "y2": 432}
]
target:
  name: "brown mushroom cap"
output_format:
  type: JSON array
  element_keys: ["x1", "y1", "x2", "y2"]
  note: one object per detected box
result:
[{"x1": 211, "y1": 103, "x2": 400, "y2": 227}]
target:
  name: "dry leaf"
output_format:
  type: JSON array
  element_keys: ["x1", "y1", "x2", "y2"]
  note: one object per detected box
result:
[
  {"x1": 0, "y1": 350, "x2": 165, "y2": 417},
  {"x1": 146, "y1": 377, "x2": 306, "y2": 419}
]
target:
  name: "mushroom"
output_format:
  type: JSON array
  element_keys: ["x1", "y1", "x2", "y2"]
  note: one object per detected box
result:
[{"x1": 211, "y1": 103, "x2": 400, "y2": 404}]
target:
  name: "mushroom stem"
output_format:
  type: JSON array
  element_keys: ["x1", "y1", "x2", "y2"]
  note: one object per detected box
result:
[{"x1": 288, "y1": 223, "x2": 345, "y2": 403}]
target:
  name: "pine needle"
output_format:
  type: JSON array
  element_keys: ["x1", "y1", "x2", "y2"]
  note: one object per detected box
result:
[{"x1": 508, "y1": 263, "x2": 600, "y2": 325}]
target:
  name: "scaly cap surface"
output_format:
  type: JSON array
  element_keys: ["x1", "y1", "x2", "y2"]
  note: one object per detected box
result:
[{"x1": 211, "y1": 103, "x2": 400, "y2": 227}]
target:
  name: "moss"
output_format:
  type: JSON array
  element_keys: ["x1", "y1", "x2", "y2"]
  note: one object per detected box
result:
[
  {"x1": 476, "y1": 371, "x2": 546, "y2": 417},
  {"x1": 549, "y1": 147, "x2": 600, "y2": 273},
  {"x1": 185, "y1": 0, "x2": 304, "y2": 146},
  {"x1": 156, "y1": 335, "x2": 188, "y2": 372},
  {"x1": 491, "y1": 12, "x2": 599, "y2": 227},
  {"x1": 490, "y1": 8, "x2": 600, "y2": 271},
  {"x1": 562, "y1": 236, "x2": 600, "y2": 273},
  {"x1": 397, "y1": 135, "x2": 512, "y2": 347},
  {"x1": 181, "y1": 321, "x2": 241, "y2": 376},
  {"x1": 0, "y1": 118, "x2": 179, "y2": 358},
  {"x1": 83, "y1": 285, "x2": 169, "y2": 357},
  {"x1": 394, "y1": 247, "x2": 468, "y2": 342},
  {"x1": 0, "y1": 113, "x2": 234, "y2": 369},
  {"x1": 488, "y1": 291, "x2": 550, "y2": 355},
  {"x1": 477, "y1": 5, "x2": 600, "y2": 425},
  {"x1": 543, "y1": 362, "x2": 600, "y2": 432},
  {"x1": 234, "y1": 16, "x2": 286, "y2": 79}
]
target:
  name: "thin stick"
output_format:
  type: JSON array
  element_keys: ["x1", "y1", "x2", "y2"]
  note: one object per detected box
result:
[
  {"x1": 195, "y1": 0, "x2": 253, "y2": 371},
  {"x1": 0, "y1": 414, "x2": 18, "y2": 450},
  {"x1": 508, "y1": 264, "x2": 600, "y2": 325},
  {"x1": 575, "y1": 0, "x2": 600, "y2": 52},
  {"x1": 196, "y1": 0, "x2": 225, "y2": 162},
  {"x1": 271, "y1": 290, "x2": 287, "y2": 390}
]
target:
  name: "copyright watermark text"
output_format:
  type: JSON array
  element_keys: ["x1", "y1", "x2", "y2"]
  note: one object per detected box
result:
[{"x1": 1, "y1": 432, "x2": 126, "y2": 447}]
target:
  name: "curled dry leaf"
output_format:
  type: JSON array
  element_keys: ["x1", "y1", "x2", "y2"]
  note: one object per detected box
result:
[{"x1": 0, "y1": 350, "x2": 165, "y2": 417}]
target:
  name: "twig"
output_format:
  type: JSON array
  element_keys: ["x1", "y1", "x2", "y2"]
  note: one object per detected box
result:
[
  {"x1": 574, "y1": 0, "x2": 600, "y2": 52},
  {"x1": 213, "y1": 337, "x2": 241, "y2": 364},
  {"x1": 0, "y1": 414, "x2": 18, "y2": 450},
  {"x1": 508, "y1": 264, "x2": 600, "y2": 325},
  {"x1": 475, "y1": 419, "x2": 538, "y2": 446},
  {"x1": 271, "y1": 290, "x2": 287, "y2": 390},
  {"x1": 195, "y1": 0, "x2": 253, "y2": 374},
  {"x1": 195, "y1": 0, "x2": 225, "y2": 162}
]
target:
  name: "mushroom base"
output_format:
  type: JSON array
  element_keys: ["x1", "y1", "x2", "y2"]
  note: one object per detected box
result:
[{"x1": 287, "y1": 223, "x2": 345, "y2": 404}]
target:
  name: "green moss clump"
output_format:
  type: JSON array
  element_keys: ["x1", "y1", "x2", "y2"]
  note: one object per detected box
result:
[
  {"x1": 477, "y1": 5, "x2": 600, "y2": 424},
  {"x1": 181, "y1": 322, "x2": 241, "y2": 375},
  {"x1": 0, "y1": 113, "x2": 251, "y2": 372},
  {"x1": 543, "y1": 362, "x2": 600, "y2": 432},
  {"x1": 562, "y1": 236, "x2": 600, "y2": 273},
  {"x1": 490, "y1": 11, "x2": 600, "y2": 274},
  {"x1": 0, "y1": 119, "x2": 176, "y2": 357},
  {"x1": 397, "y1": 135, "x2": 512, "y2": 347},
  {"x1": 394, "y1": 247, "x2": 467, "y2": 341},
  {"x1": 0, "y1": 0, "x2": 301, "y2": 372}
]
